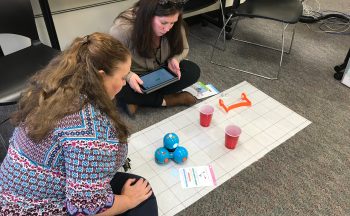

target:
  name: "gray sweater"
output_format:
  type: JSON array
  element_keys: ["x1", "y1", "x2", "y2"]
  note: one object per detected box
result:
[{"x1": 109, "y1": 8, "x2": 189, "y2": 74}]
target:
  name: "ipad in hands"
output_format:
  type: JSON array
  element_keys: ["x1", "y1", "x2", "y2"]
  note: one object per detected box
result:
[{"x1": 140, "y1": 67, "x2": 178, "y2": 94}]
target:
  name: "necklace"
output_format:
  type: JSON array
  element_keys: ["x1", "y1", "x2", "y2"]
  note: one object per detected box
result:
[{"x1": 154, "y1": 36, "x2": 162, "y2": 66}]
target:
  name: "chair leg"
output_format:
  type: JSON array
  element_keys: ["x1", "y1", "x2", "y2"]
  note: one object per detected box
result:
[
  {"x1": 210, "y1": 12, "x2": 233, "y2": 62},
  {"x1": 0, "y1": 117, "x2": 10, "y2": 151},
  {"x1": 218, "y1": 0, "x2": 226, "y2": 29},
  {"x1": 210, "y1": 20, "x2": 298, "y2": 80},
  {"x1": 225, "y1": 16, "x2": 241, "y2": 40},
  {"x1": 0, "y1": 133, "x2": 7, "y2": 151},
  {"x1": 286, "y1": 24, "x2": 296, "y2": 54},
  {"x1": 277, "y1": 23, "x2": 297, "y2": 79},
  {"x1": 277, "y1": 23, "x2": 288, "y2": 80}
]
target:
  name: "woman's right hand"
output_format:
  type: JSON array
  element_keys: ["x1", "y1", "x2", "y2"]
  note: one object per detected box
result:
[
  {"x1": 127, "y1": 72, "x2": 143, "y2": 94},
  {"x1": 121, "y1": 178, "x2": 153, "y2": 209}
]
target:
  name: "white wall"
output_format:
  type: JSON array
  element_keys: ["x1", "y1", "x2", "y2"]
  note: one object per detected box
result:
[
  {"x1": 30, "y1": 0, "x2": 138, "y2": 50},
  {"x1": 31, "y1": 0, "x2": 234, "y2": 50}
]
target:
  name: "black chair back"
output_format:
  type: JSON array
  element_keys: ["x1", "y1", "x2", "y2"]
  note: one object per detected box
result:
[
  {"x1": 0, "y1": 0, "x2": 60, "y2": 104},
  {"x1": 0, "y1": 0, "x2": 39, "y2": 42},
  {"x1": 0, "y1": 0, "x2": 61, "y2": 161},
  {"x1": 0, "y1": 46, "x2": 4, "y2": 57},
  {"x1": 184, "y1": 0, "x2": 218, "y2": 13}
]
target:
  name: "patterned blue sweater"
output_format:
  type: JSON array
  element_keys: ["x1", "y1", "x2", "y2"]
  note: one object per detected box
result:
[{"x1": 0, "y1": 103, "x2": 128, "y2": 215}]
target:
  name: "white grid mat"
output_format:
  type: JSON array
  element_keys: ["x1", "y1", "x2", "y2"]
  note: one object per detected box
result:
[{"x1": 127, "y1": 81, "x2": 311, "y2": 216}]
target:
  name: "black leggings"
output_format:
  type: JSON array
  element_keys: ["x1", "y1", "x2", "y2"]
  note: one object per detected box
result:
[
  {"x1": 117, "y1": 60, "x2": 201, "y2": 107},
  {"x1": 110, "y1": 172, "x2": 158, "y2": 216}
]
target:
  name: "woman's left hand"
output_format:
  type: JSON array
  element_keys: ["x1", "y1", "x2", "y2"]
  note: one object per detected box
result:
[{"x1": 168, "y1": 58, "x2": 181, "y2": 80}]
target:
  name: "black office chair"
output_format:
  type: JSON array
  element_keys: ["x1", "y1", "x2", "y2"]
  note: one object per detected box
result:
[
  {"x1": 184, "y1": 0, "x2": 219, "y2": 14},
  {"x1": 184, "y1": 0, "x2": 229, "y2": 43},
  {"x1": 0, "y1": 0, "x2": 60, "y2": 104},
  {"x1": 210, "y1": 0, "x2": 303, "y2": 80},
  {"x1": 0, "y1": 0, "x2": 60, "y2": 160}
]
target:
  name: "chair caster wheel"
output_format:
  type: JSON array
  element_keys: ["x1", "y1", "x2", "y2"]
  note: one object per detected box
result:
[
  {"x1": 334, "y1": 64, "x2": 345, "y2": 73},
  {"x1": 334, "y1": 72, "x2": 344, "y2": 81}
]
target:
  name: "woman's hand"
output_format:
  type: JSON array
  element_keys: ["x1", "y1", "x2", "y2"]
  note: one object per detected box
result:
[
  {"x1": 168, "y1": 58, "x2": 181, "y2": 79},
  {"x1": 121, "y1": 178, "x2": 153, "y2": 209},
  {"x1": 127, "y1": 72, "x2": 144, "y2": 93}
]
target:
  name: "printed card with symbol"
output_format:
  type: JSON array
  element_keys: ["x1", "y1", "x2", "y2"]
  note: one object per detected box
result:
[{"x1": 179, "y1": 165, "x2": 216, "y2": 189}]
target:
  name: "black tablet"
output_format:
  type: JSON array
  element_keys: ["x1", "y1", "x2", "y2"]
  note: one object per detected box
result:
[{"x1": 140, "y1": 67, "x2": 178, "y2": 94}]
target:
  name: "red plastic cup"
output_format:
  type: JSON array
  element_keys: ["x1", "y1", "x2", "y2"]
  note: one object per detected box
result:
[
  {"x1": 225, "y1": 125, "x2": 241, "y2": 149},
  {"x1": 199, "y1": 105, "x2": 214, "y2": 127}
]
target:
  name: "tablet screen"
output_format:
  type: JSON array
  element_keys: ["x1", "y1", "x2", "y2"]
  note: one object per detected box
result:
[{"x1": 140, "y1": 68, "x2": 176, "y2": 90}]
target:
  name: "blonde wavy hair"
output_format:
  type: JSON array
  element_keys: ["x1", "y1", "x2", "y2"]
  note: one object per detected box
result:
[{"x1": 11, "y1": 32, "x2": 130, "y2": 143}]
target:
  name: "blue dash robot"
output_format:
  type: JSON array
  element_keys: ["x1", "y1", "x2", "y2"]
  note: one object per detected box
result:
[{"x1": 155, "y1": 133, "x2": 188, "y2": 164}]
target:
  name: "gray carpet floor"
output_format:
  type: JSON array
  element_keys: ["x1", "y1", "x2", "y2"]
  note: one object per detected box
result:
[
  {"x1": 0, "y1": 0, "x2": 349, "y2": 215},
  {"x1": 174, "y1": 1, "x2": 350, "y2": 215}
]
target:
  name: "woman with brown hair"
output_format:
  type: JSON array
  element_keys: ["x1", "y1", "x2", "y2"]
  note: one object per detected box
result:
[
  {"x1": 110, "y1": 0, "x2": 201, "y2": 116},
  {"x1": 0, "y1": 32, "x2": 157, "y2": 215}
]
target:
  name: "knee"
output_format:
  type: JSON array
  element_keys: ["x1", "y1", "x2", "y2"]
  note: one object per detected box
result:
[
  {"x1": 191, "y1": 62, "x2": 201, "y2": 82},
  {"x1": 181, "y1": 60, "x2": 201, "y2": 82}
]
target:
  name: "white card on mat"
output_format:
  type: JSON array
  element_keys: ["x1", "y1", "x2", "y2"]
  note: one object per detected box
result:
[{"x1": 179, "y1": 165, "x2": 216, "y2": 189}]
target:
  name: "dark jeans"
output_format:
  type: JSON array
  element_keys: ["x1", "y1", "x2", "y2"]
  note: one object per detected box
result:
[
  {"x1": 117, "y1": 60, "x2": 201, "y2": 107},
  {"x1": 110, "y1": 172, "x2": 158, "y2": 216}
]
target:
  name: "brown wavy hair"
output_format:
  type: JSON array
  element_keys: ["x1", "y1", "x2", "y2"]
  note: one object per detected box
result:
[
  {"x1": 11, "y1": 32, "x2": 130, "y2": 143},
  {"x1": 118, "y1": 0, "x2": 185, "y2": 58}
]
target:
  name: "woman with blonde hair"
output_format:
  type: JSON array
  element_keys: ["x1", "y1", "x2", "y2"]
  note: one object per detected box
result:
[{"x1": 0, "y1": 32, "x2": 157, "y2": 215}]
